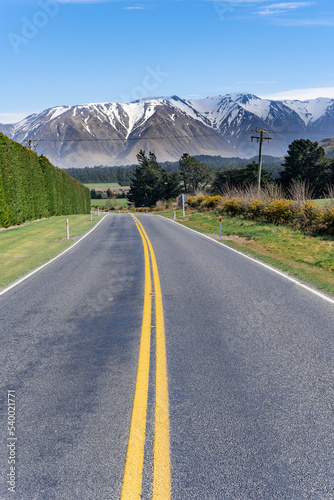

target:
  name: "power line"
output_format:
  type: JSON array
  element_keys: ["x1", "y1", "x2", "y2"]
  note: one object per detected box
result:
[
  {"x1": 251, "y1": 128, "x2": 272, "y2": 192},
  {"x1": 23, "y1": 139, "x2": 39, "y2": 151},
  {"x1": 28, "y1": 130, "x2": 334, "y2": 143}
]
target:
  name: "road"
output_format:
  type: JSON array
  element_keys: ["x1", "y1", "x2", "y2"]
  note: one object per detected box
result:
[{"x1": 0, "y1": 213, "x2": 333, "y2": 499}]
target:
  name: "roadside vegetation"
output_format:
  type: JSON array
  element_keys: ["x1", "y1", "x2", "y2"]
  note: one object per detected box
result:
[
  {"x1": 0, "y1": 134, "x2": 90, "y2": 228},
  {"x1": 126, "y1": 139, "x2": 334, "y2": 209},
  {"x1": 0, "y1": 214, "x2": 101, "y2": 289},
  {"x1": 159, "y1": 208, "x2": 334, "y2": 296}
]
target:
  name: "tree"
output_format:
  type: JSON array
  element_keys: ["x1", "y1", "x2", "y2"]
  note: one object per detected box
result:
[
  {"x1": 162, "y1": 170, "x2": 180, "y2": 200},
  {"x1": 280, "y1": 139, "x2": 330, "y2": 197},
  {"x1": 212, "y1": 162, "x2": 273, "y2": 195},
  {"x1": 127, "y1": 150, "x2": 171, "y2": 207},
  {"x1": 179, "y1": 154, "x2": 214, "y2": 193}
]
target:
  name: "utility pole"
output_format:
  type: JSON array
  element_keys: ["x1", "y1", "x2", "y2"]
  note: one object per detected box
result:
[
  {"x1": 251, "y1": 129, "x2": 272, "y2": 193},
  {"x1": 23, "y1": 139, "x2": 39, "y2": 151}
]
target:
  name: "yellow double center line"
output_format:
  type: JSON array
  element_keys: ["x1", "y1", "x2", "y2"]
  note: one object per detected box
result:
[{"x1": 121, "y1": 216, "x2": 171, "y2": 499}]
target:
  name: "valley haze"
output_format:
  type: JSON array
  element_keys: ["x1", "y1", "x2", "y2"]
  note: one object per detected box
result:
[{"x1": 1, "y1": 92, "x2": 334, "y2": 168}]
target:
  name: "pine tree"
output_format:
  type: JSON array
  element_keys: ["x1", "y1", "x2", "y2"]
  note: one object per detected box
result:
[
  {"x1": 179, "y1": 154, "x2": 214, "y2": 193},
  {"x1": 280, "y1": 139, "x2": 330, "y2": 197},
  {"x1": 127, "y1": 150, "x2": 167, "y2": 207}
]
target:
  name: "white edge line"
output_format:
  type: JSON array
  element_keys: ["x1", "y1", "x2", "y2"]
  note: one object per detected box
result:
[
  {"x1": 158, "y1": 215, "x2": 334, "y2": 306},
  {"x1": 0, "y1": 214, "x2": 109, "y2": 297}
]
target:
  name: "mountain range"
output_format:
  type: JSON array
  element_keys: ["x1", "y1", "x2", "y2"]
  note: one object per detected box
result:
[{"x1": 1, "y1": 93, "x2": 334, "y2": 168}]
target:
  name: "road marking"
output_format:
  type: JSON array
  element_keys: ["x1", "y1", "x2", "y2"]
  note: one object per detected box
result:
[
  {"x1": 121, "y1": 223, "x2": 152, "y2": 499},
  {"x1": 121, "y1": 216, "x2": 171, "y2": 499},
  {"x1": 0, "y1": 214, "x2": 109, "y2": 297},
  {"x1": 135, "y1": 217, "x2": 171, "y2": 500},
  {"x1": 161, "y1": 215, "x2": 334, "y2": 306}
]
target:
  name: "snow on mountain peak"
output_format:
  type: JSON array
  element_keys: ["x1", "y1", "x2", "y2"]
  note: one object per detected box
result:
[{"x1": 282, "y1": 97, "x2": 333, "y2": 125}]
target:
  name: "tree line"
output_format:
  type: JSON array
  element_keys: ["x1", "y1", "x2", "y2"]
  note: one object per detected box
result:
[
  {"x1": 0, "y1": 134, "x2": 90, "y2": 228},
  {"x1": 64, "y1": 165, "x2": 134, "y2": 185},
  {"x1": 65, "y1": 155, "x2": 283, "y2": 184},
  {"x1": 127, "y1": 139, "x2": 334, "y2": 207}
]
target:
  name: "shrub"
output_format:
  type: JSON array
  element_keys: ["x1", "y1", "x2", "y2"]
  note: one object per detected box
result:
[
  {"x1": 246, "y1": 199, "x2": 265, "y2": 219},
  {"x1": 262, "y1": 199, "x2": 297, "y2": 225},
  {"x1": 220, "y1": 197, "x2": 244, "y2": 216},
  {"x1": 314, "y1": 206, "x2": 334, "y2": 235},
  {"x1": 181, "y1": 193, "x2": 334, "y2": 236}
]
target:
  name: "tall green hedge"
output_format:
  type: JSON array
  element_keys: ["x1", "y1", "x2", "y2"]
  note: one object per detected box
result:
[{"x1": 0, "y1": 133, "x2": 90, "y2": 228}]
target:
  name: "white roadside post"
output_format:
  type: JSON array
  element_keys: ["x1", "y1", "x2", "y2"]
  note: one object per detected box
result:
[
  {"x1": 182, "y1": 195, "x2": 185, "y2": 217},
  {"x1": 90, "y1": 210, "x2": 92, "y2": 222},
  {"x1": 66, "y1": 219, "x2": 69, "y2": 240},
  {"x1": 219, "y1": 217, "x2": 222, "y2": 238}
]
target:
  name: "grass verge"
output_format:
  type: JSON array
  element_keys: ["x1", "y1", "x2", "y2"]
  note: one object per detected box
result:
[
  {"x1": 159, "y1": 209, "x2": 334, "y2": 297},
  {"x1": 0, "y1": 214, "x2": 102, "y2": 290}
]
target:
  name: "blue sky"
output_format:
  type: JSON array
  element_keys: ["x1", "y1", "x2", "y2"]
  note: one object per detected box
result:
[{"x1": 1, "y1": 0, "x2": 334, "y2": 122}]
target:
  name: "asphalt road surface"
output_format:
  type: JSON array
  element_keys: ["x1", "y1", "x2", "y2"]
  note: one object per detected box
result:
[{"x1": 0, "y1": 213, "x2": 333, "y2": 499}]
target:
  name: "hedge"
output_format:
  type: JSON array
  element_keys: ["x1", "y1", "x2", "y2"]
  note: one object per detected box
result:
[{"x1": 0, "y1": 134, "x2": 90, "y2": 228}]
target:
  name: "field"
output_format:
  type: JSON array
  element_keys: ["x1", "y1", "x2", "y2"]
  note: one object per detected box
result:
[
  {"x1": 313, "y1": 198, "x2": 334, "y2": 207},
  {"x1": 84, "y1": 183, "x2": 121, "y2": 189},
  {"x1": 160, "y1": 209, "x2": 334, "y2": 296},
  {"x1": 0, "y1": 214, "x2": 102, "y2": 289},
  {"x1": 91, "y1": 198, "x2": 129, "y2": 208}
]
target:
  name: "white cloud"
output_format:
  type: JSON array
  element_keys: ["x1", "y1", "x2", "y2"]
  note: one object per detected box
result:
[
  {"x1": 256, "y1": 2, "x2": 315, "y2": 16},
  {"x1": 260, "y1": 87, "x2": 334, "y2": 100},
  {"x1": 123, "y1": 5, "x2": 148, "y2": 9}
]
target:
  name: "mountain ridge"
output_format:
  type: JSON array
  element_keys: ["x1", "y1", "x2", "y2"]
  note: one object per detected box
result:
[{"x1": 1, "y1": 92, "x2": 334, "y2": 168}]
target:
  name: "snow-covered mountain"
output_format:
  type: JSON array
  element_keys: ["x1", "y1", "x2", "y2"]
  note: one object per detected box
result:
[{"x1": 1, "y1": 93, "x2": 334, "y2": 168}]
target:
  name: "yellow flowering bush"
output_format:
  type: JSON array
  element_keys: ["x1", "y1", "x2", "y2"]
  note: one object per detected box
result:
[
  {"x1": 314, "y1": 206, "x2": 334, "y2": 234},
  {"x1": 220, "y1": 197, "x2": 244, "y2": 215},
  {"x1": 246, "y1": 199, "x2": 265, "y2": 219},
  {"x1": 177, "y1": 195, "x2": 334, "y2": 235},
  {"x1": 187, "y1": 196, "x2": 205, "y2": 208},
  {"x1": 200, "y1": 195, "x2": 221, "y2": 209},
  {"x1": 263, "y1": 199, "x2": 298, "y2": 225}
]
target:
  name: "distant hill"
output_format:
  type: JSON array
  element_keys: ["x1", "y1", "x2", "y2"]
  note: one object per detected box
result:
[
  {"x1": 2, "y1": 93, "x2": 334, "y2": 168},
  {"x1": 319, "y1": 138, "x2": 334, "y2": 158}
]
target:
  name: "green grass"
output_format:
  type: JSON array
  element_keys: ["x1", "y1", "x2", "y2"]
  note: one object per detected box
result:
[
  {"x1": 91, "y1": 198, "x2": 129, "y2": 208},
  {"x1": 313, "y1": 198, "x2": 334, "y2": 207},
  {"x1": 84, "y1": 183, "x2": 120, "y2": 188},
  {"x1": 160, "y1": 209, "x2": 334, "y2": 296},
  {"x1": 0, "y1": 214, "x2": 102, "y2": 289}
]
